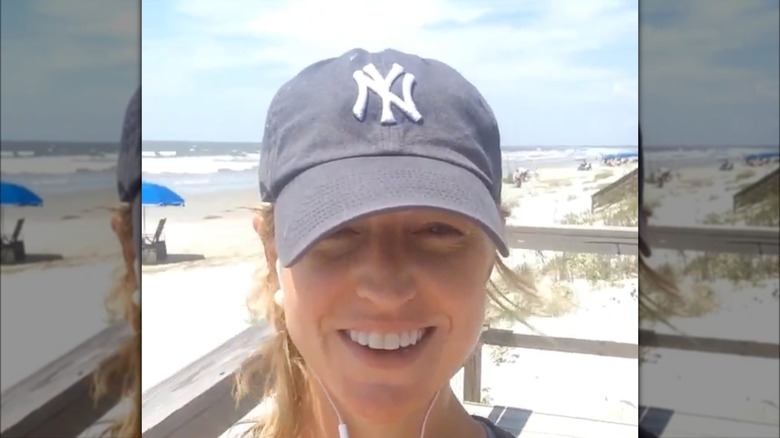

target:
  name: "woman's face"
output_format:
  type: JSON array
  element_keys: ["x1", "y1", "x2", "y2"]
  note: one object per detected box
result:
[{"x1": 278, "y1": 208, "x2": 495, "y2": 423}]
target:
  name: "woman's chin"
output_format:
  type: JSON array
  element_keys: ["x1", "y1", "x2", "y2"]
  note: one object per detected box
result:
[{"x1": 335, "y1": 383, "x2": 431, "y2": 424}]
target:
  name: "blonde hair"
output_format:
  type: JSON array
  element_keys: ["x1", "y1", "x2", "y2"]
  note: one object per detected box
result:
[
  {"x1": 638, "y1": 206, "x2": 682, "y2": 324},
  {"x1": 234, "y1": 203, "x2": 536, "y2": 438},
  {"x1": 92, "y1": 203, "x2": 141, "y2": 438}
]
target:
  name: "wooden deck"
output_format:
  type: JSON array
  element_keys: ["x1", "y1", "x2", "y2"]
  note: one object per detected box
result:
[
  {"x1": 639, "y1": 405, "x2": 779, "y2": 438},
  {"x1": 465, "y1": 403, "x2": 637, "y2": 437}
]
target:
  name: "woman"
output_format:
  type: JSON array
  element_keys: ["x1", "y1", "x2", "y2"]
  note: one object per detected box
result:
[
  {"x1": 92, "y1": 87, "x2": 142, "y2": 438},
  {"x1": 234, "y1": 49, "x2": 537, "y2": 438}
]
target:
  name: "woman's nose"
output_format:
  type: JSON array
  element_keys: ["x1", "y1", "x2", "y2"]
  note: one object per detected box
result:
[{"x1": 354, "y1": 239, "x2": 416, "y2": 309}]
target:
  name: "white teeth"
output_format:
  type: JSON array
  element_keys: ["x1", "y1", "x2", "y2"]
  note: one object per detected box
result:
[{"x1": 348, "y1": 329, "x2": 427, "y2": 350}]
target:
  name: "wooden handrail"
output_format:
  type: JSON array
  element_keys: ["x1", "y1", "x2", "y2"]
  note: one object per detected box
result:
[
  {"x1": 505, "y1": 224, "x2": 638, "y2": 255},
  {"x1": 645, "y1": 224, "x2": 779, "y2": 255},
  {"x1": 638, "y1": 330, "x2": 779, "y2": 359},
  {"x1": 480, "y1": 329, "x2": 638, "y2": 359},
  {"x1": 461, "y1": 328, "x2": 779, "y2": 403},
  {"x1": 141, "y1": 324, "x2": 273, "y2": 438},
  {"x1": 0, "y1": 323, "x2": 132, "y2": 437}
]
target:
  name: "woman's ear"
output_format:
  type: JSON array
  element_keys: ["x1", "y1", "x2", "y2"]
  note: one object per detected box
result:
[
  {"x1": 252, "y1": 215, "x2": 263, "y2": 235},
  {"x1": 111, "y1": 214, "x2": 135, "y2": 266},
  {"x1": 111, "y1": 214, "x2": 122, "y2": 236}
]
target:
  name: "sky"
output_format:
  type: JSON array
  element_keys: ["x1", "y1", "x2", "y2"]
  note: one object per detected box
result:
[
  {"x1": 1, "y1": 2, "x2": 776, "y2": 147},
  {"x1": 641, "y1": 0, "x2": 779, "y2": 147},
  {"x1": 142, "y1": 0, "x2": 639, "y2": 146},
  {"x1": 0, "y1": 0, "x2": 139, "y2": 143}
]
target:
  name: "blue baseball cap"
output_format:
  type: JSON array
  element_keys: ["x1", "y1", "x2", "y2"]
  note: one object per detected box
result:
[
  {"x1": 117, "y1": 87, "x2": 141, "y2": 253},
  {"x1": 259, "y1": 48, "x2": 509, "y2": 266}
]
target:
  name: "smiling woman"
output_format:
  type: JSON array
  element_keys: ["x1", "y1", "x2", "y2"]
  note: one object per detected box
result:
[{"x1": 233, "y1": 48, "x2": 534, "y2": 438}]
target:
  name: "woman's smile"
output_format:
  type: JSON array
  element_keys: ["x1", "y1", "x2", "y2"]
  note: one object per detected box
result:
[{"x1": 337, "y1": 327, "x2": 438, "y2": 371}]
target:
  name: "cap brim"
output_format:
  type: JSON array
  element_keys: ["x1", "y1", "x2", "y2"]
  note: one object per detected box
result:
[{"x1": 274, "y1": 156, "x2": 509, "y2": 266}]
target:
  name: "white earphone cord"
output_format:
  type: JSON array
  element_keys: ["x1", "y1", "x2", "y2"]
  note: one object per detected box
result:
[
  {"x1": 315, "y1": 373, "x2": 440, "y2": 438},
  {"x1": 278, "y1": 260, "x2": 439, "y2": 438}
]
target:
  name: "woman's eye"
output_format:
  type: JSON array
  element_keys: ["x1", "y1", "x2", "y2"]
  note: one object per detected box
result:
[
  {"x1": 420, "y1": 223, "x2": 463, "y2": 236},
  {"x1": 324, "y1": 227, "x2": 360, "y2": 240}
]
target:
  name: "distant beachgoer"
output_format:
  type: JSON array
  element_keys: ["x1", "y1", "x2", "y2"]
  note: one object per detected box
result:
[
  {"x1": 93, "y1": 87, "x2": 141, "y2": 438},
  {"x1": 236, "y1": 48, "x2": 536, "y2": 438},
  {"x1": 513, "y1": 166, "x2": 528, "y2": 187}
]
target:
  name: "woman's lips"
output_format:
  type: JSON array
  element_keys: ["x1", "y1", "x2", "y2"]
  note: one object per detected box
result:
[{"x1": 338, "y1": 327, "x2": 437, "y2": 370}]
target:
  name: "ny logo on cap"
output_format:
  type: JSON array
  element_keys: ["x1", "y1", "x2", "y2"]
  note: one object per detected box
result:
[{"x1": 352, "y1": 63, "x2": 422, "y2": 125}]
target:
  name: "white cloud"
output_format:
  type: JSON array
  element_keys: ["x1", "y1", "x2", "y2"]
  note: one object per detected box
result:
[{"x1": 147, "y1": 0, "x2": 636, "y2": 82}]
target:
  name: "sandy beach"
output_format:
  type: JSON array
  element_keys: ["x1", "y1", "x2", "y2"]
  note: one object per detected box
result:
[
  {"x1": 1, "y1": 186, "x2": 124, "y2": 390},
  {"x1": 0, "y1": 181, "x2": 136, "y2": 436},
  {"x1": 640, "y1": 162, "x2": 780, "y2": 431},
  {"x1": 644, "y1": 164, "x2": 778, "y2": 227}
]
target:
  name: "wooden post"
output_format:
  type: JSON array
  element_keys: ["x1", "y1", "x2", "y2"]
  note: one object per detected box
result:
[{"x1": 462, "y1": 341, "x2": 482, "y2": 403}]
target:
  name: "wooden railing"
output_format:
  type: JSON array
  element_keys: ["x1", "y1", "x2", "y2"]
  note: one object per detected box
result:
[
  {"x1": 732, "y1": 167, "x2": 779, "y2": 212},
  {"x1": 461, "y1": 329, "x2": 639, "y2": 403},
  {"x1": 0, "y1": 323, "x2": 132, "y2": 437},
  {"x1": 2, "y1": 224, "x2": 778, "y2": 437},
  {"x1": 462, "y1": 223, "x2": 780, "y2": 415},
  {"x1": 590, "y1": 167, "x2": 638, "y2": 212}
]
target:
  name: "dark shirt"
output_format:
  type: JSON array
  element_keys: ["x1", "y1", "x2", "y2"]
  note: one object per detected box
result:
[{"x1": 472, "y1": 415, "x2": 514, "y2": 437}]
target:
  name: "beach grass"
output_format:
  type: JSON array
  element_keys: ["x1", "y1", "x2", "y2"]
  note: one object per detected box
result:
[
  {"x1": 735, "y1": 169, "x2": 756, "y2": 182},
  {"x1": 703, "y1": 195, "x2": 779, "y2": 227},
  {"x1": 640, "y1": 192, "x2": 779, "y2": 332},
  {"x1": 560, "y1": 192, "x2": 638, "y2": 227},
  {"x1": 484, "y1": 191, "x2": 639, "y2": 335},
  {"x1": 593, "y1": 171, "x2": 613, "y2": 181}
]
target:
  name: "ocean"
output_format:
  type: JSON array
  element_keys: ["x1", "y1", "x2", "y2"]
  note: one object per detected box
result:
[{"x1": 1, "y1": 140, "x2": 775, "y2": 197}]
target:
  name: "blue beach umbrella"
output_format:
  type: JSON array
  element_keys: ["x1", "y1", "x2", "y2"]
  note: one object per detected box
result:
[
  {"x1": 0, "y1": 180, "x2": 43, "y2": 236},
  {"x1": 141, "y1": 181, "x2": 185, "y2": 236},
  {"x1": 141, "y1": 181, "x2": 185, "y2": 206},
  {"x1": 1, "y1": 181, "x2": 43, "y2": 207}
]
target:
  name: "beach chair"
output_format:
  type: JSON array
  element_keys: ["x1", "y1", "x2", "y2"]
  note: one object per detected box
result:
[
  {"x1": 1, "y1": 218, "x2": 26, "y2": 264},
  {"x1": 142, "y1": 217, "x2": 168, "y2": 264}
]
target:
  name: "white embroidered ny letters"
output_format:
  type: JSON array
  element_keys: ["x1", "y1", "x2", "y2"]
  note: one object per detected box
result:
[{"x1": 352, "y1": 63, "x2": 422, "y2": 125}]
